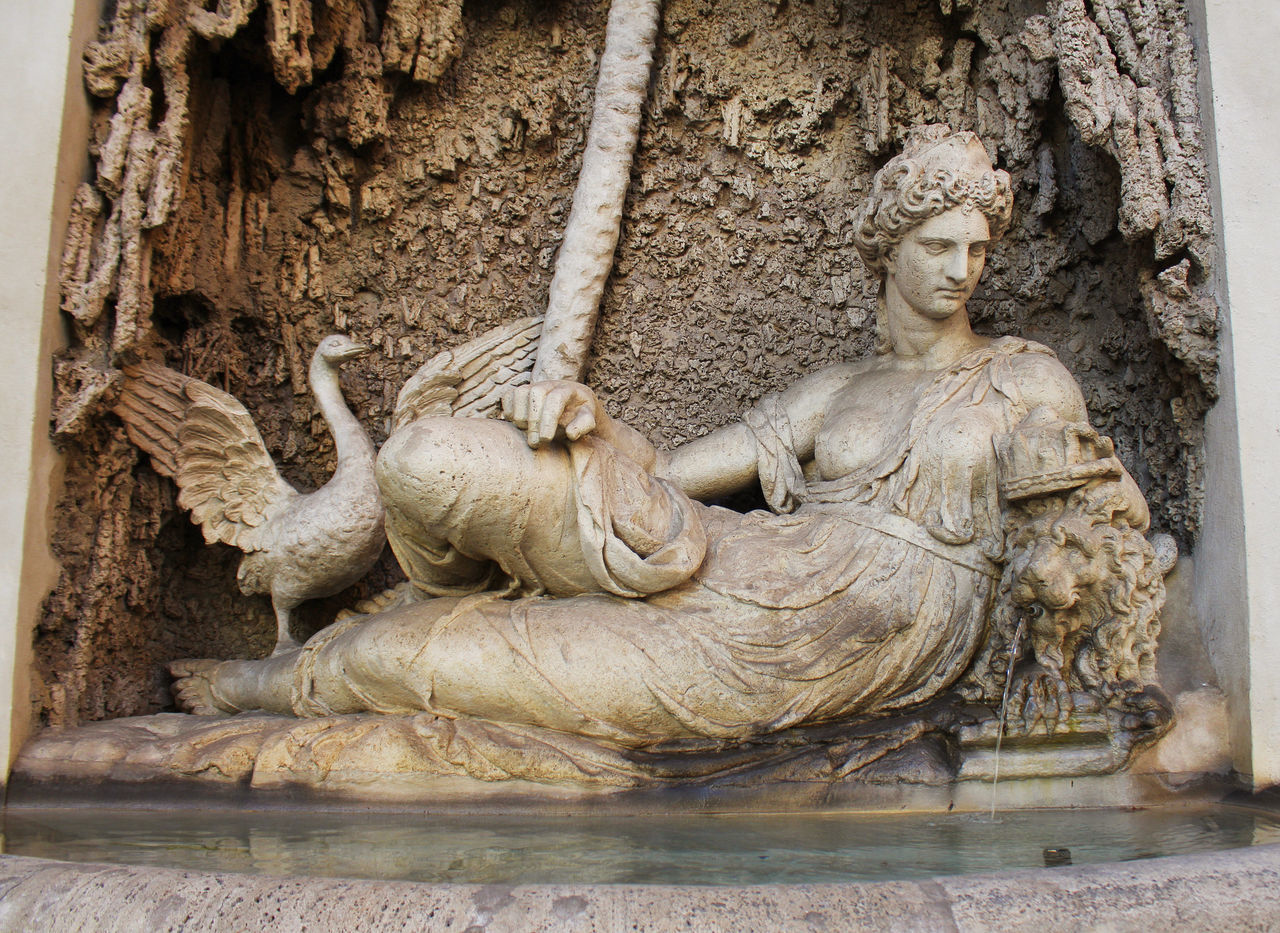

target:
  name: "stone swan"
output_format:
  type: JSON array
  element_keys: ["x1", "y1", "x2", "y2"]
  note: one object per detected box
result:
[{"x1": 116, "y1": 335, "x2": 385, "y2": 655}]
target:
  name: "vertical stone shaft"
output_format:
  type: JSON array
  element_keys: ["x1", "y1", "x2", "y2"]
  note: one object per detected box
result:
[{"x1": 532, "y1": 0, "x2": 662, "y2": 382}]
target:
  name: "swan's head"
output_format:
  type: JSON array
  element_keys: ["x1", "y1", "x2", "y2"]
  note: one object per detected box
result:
[{"x1": 315, "y1": 335, "x2": 371, "y2": 367}]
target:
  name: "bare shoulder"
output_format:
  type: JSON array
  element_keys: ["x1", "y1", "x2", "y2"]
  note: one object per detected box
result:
[
  {"x1": 769, "y1": 359, "x2": 870, "y2": 445},
  {"x1": 1006, "y1": 344, "x2": 1088, "y2": 421},
  {"x1": 780, "y1": 359, "x2": 870, "y2": 406}
]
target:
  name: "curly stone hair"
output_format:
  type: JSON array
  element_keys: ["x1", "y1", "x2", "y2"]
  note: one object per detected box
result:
[{"x1": 853, "y1": 126, "x2": 1014, "y2": 352}]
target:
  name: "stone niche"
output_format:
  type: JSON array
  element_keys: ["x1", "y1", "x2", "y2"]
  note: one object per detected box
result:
[{"x1": 20, "y1": 0, "x2": 1230, "y2": 803}]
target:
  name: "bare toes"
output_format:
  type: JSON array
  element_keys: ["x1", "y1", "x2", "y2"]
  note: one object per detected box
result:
[{"x1": 168, "y1": 658, "x2": 231, "y2": 716}]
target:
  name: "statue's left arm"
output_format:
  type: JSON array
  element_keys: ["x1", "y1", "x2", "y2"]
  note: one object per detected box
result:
[
  {"x1": 965, "y1": 348, "x2": 1172, "y2": 737},
  {"x1": 1004, "y1": 352, "x2": 1149, "y2": 530}
]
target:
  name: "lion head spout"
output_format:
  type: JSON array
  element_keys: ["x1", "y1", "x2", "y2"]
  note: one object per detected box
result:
[{"x1": 960, "y1": 478, "x2": 1176, "y2": 737}]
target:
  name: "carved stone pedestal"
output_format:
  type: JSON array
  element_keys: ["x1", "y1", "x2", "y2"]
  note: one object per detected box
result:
[{"x1": 10, "y1": 707, "x2": 1219, "y2": 814}]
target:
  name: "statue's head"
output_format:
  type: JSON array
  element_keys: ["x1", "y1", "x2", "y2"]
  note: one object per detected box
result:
[
  {"x1": 852, "y1": 128, "x2": 1014, "y2": 351},
  {"x1": 853, "y1": 126, "x2": 1014, "y2": 280}
]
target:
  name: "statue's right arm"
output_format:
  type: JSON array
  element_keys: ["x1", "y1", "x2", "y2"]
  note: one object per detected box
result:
[
  {"x1": 663, "y1": 423, "x2": 759, "y2": 500},
  {"x1": 666, "y1": 364, "x2": 855, "y2": 501},
  {"x1": 504, "y1": 365, "x2": 852, "y2": 502}
]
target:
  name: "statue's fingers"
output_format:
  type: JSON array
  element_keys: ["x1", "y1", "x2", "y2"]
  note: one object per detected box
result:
[
  {"x1": 1007, "y1": 679, "x2": 1026, "y2": 719},
  {"x1": 1037, "y1": 679, "x2": 1060, "y2": 735},
  {"x1": 1042, "y1": 693, "x2": 1059, "y2": 735},
  {"x1": 1022, "y1": 694, "x2": 1041, "y2": 734},
  {"x1": 526, "y1": 386, "x2": 547, "y2": 446},
  {"x1": 1020, "y1": 679, "x2": 1045, "y2": 733},
  {"x1": 1055, "y1": 679, "x2": 1074, "y2": 729},
  {"x1": 507, "y1": 386, "x2": 530, "y2": 428},
  {"x1": 565, "y1": 406, "x2": 596, "y2": 440},
  {"x1": 1008, "y1": 698, "x2": 1030, "y2": 737},
  {"x1": 536, "y1": 385, "x2": 570, "y2": 445}
]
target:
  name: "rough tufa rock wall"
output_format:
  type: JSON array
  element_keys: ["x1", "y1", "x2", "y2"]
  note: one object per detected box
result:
[{"x1": 40, "y1": 0, "x2": 1217, "y2": 726}]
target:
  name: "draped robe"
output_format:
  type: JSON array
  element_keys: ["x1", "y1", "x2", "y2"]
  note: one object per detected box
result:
[{"x1": 286, "y1": 339, "x2": 1052, "y2": 757}]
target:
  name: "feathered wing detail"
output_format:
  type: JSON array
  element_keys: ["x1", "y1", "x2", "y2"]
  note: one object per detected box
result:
[
  {"x1": 393, "y1": 315, "x2": 542, "y2": 432},
  {"x1": 116, "y1": 364, "x2": 297, "y2": 550},
  {"x1": 114, "y1": 364, "x2": 188, "y2": 478},
  {"x1": 451, "y1": 317, "x2": 542, "y2": 417},
  {"x1": 175, "y1": 383, "x2": 299, "y2": 549}
]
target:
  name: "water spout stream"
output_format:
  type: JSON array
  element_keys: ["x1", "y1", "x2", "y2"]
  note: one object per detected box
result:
[{"x1": 990, "y1": 612, "x2": 1028, "y2": 819}]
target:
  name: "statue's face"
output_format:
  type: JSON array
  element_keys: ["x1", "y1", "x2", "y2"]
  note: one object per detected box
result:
[{"x1": 884, "y1": 207, "x2": 991, "y2": 320}]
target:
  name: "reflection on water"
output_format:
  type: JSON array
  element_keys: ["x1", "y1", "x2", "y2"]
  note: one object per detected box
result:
[{"x1": 3, "y1": 805, "x2": 1276, "y2": 886}]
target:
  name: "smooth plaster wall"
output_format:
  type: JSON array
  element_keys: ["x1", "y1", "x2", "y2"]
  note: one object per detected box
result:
[
  {"x1": 0, "y1": 0, "x2": 99, "y2": 777},
  {"x1": 1193, "y1": 0, "x2": 1280, "y2": 789}
]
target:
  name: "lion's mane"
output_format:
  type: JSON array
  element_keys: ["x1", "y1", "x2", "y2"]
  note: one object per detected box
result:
[{"x1": 960, "y1": 480, "x2": 1174, "y2": 706}]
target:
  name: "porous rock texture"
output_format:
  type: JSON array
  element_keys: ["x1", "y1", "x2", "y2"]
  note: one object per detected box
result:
[{"x1": 40, "y1": 0, "x2": 1218, "y2": 727}]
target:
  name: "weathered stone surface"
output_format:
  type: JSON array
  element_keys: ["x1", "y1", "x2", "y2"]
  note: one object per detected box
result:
[
  {"x1": 7, "y1": 705, "x2": 1209, "y2": 806},
  {"x1": 0, "y1": 845, "x2": 1277, "y2": 932}
]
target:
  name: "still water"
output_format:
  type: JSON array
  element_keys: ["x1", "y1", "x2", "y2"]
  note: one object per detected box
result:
[{"x1": 4, "y1": 805, "x2": 1277, "y2": 886}]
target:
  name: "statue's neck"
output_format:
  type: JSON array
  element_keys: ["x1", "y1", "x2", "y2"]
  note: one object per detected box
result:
[
  {"x1": 309, "y1": 360, "x2": 374, "y2": 468},
  {"x1": 883, "y1": 285, "x2": 984, "y2": 369}
]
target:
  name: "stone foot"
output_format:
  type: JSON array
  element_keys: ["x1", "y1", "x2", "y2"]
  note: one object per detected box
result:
[{"x1": 168, "y1": 659, "x2": 239, "y2": 716}]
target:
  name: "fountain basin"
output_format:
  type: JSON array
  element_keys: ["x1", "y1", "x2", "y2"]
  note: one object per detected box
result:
[
  {"x1": 2, "y1": 801, "x2": 1278, "y2": 887},
  {"x1": 0, "y1": 817, "x2": 1277, "y2": 931}
]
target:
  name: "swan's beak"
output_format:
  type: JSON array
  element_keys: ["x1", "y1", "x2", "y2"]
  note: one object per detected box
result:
[{"x1": 335, "y1": 342, "x2": 371, "y2": 362}]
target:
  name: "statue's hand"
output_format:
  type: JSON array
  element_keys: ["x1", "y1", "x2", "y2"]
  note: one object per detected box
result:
[{"x1": 502, "y1": 381, "x2": 604, "y2": 448}]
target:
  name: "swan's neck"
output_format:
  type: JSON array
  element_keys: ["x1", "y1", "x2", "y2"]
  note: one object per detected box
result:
[{"x1": 310, "y1": 359, "x2": 374, "y2": 470}]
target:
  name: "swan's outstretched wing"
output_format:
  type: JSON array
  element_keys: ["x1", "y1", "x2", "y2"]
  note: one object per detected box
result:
[
  {"x1": 116, "y1": 364, "x2": 298, "y2": 550},
  {"x1": 393, "y1": 315, "x2": 542, "y2": 432}
]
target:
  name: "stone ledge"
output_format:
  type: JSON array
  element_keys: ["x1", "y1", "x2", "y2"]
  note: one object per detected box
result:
[
  {"x1": 12, "y1": 711, "x2": 1227, "y2": 813},
  {"x1": 0, "y1": 844, "x2": 1277, "y2": 932}
]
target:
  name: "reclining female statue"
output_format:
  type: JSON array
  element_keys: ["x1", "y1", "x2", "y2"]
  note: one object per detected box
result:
[{"x1": 171, "y1": 127, "x2": 1161, "y2": 763}]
